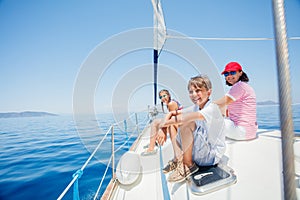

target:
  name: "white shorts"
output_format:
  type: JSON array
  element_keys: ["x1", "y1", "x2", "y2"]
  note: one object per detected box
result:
[
  {"x1": 192, "y1": 127, "x2": 216, "y2": 166},
  {"x1": 224, "y1": 118, "x2": 247, "y2": 140},
  {"x1": 176, "y1": 121, "x2": 216, "y2": 166}
]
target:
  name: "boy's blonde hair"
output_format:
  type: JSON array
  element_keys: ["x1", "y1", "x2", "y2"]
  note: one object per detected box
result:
[{"x1": 188, "y1": 75, "x2": 212, "y2": 90}]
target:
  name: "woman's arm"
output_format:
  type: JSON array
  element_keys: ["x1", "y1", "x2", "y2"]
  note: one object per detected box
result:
[
  {"x1": 213, "y1": 95, "x2": 234, "y2": 116},
  {"x1": 214, "y1": 95, "x2": 234, "y2": 106}
]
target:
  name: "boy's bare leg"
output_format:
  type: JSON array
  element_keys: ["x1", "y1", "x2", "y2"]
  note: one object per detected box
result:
[{"x1": 179, "y1": 121, "x2": 196, "y2": 167}]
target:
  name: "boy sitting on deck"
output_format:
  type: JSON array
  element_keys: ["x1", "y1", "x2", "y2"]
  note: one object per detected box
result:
[{"x1": 156, "y1": 75, "x2": 226, "y2": 182}]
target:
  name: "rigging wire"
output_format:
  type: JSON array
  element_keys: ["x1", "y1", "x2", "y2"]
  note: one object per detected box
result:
[
  {"x1": 166, "y1": 35, "x2": 300, "y2": 41},
  {"x1": 272, "y1": 0, "x2": 296, "y2": 199}
]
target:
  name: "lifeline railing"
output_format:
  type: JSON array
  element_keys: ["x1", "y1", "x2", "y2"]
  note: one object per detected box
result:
[{"x1": 57, "y1": 111, "x2": 151, "y2": 200}]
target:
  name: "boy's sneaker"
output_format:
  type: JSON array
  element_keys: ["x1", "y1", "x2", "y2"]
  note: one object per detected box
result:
[
  {"x1": 167, "y1": 161, "x2": 198, "y2": 183},
  {"x1": 163, "y1": 159, "x2": 178, "y2": 174}
]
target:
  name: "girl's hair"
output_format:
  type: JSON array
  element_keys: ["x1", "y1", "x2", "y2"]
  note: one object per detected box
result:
[
  {"x1": 225, "y1": 71, "x2": 249, "y2": 86},
  {"x1": 159, "y1": 89, "x2": 171, "y2": 113},
  {"x1": 188, "y1": 75, "x2": 212, "y2": 90}
]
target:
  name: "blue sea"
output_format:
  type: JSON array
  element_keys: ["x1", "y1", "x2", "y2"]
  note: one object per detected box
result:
[{"x1": 1, "y1": 105, "x2": 299, "y2": 200}]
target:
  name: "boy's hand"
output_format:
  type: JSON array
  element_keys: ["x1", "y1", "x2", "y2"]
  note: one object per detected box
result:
[{"x1": 162, "y1": 110, "x2": 182, "y2": 127}]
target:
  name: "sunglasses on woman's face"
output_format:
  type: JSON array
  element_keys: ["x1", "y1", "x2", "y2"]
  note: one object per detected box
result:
[
  {"x1": 224, "y1": 71, "x2": 237, "y2": 77},
  {"x1": 159, "y1": 94, "x2": 168, "y2": 99}
]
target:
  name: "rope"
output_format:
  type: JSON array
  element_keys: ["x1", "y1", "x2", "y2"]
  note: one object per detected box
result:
[
  {"x1": 159, "y1": 146, "x2": 171, "y2": 200},
  {"x1": 57, "y1": 126, "x2": 112, "y2": 200},
  {"x1": 93, "y1": 112, "x2": 150, "y2": 199},
  {"x1": 81, "y1": 126, "x2": 112, "y2": 171},
  {"x1": 124, "y1": 120, "x2": 129, "y2": 150},
  {"x1": 57, "y1": 111, "x2": 149, "y2": 200},
  {"x1": 289, "y1": 37, "x2": 300, "y2": 40},
  {"x1": 113, "y1": 125, "x2": 139, "y2": 153},
  {"x1": 113, "y1": 113, "x2": 149, "y2": 153},
  {"x1": 72, "y1": 170, "x2": 83, "y2": 200},
  {"x1": 272, "y1": 0, "x2": 296, "y2": 199},
  {"x1": 113, "y1": 119, "x2": 148, "y2": 153},
  {"x1": 94, "y1": 156, "x2": 113, "y2": 200},
  {"x1": 166, "y1": 35, "x2": 300, "y2": 41},
  {"x1": 93, "y1": 112, "x2": 149, "y2": 199},
  {"x1": 111, "y1": 112, "x2": 138, "y2": 126}
]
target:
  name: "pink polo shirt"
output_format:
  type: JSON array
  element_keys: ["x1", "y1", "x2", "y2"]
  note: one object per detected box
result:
[{"x1": 226, "y1": 81, "x2": 257, "y2": 139}]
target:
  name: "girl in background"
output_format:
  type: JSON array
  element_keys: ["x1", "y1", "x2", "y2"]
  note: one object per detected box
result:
[
  {"x1": 142, "y1": 89, "x2": 182, "y2": 173},
  {"x1": 159, "y1": 89, "x2": 183, "y2": 113}
]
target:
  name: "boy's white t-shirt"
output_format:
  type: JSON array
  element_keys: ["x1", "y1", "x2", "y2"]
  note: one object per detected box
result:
[{"x1": 195, "y1": 101, "x2": 225, "y2": 165}]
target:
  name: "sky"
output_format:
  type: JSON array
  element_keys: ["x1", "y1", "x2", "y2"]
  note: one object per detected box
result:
[{"x1": 0, "y1": 0, "x2": 299, "y2": 115}]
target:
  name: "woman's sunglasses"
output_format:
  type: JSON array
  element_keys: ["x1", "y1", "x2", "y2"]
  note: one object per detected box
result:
[{"x1": 224, "y1": 71, "x2": 237, "y2": 77}]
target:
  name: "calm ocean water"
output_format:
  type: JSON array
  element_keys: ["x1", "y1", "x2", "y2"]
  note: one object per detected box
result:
[{"x1": 0, "y1": 105, "x2": 299, "y2": 200}]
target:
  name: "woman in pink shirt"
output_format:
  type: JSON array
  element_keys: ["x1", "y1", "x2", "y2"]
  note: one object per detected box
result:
[{"x1": 215, "y1": 62, "x2": 258, "y2": 140}]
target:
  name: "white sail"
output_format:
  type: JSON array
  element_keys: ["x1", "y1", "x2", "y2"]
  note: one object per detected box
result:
[{"x1": 151, "y1": 0, "x2": 167, "y2": 54}]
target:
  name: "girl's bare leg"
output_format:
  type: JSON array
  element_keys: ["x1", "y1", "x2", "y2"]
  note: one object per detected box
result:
[
  {"x1": 168, "y1": 125, "x2": 182, "y2": 161},
  {"x1": 146, "y1": 118, "x2": 162, "y2": 152}
]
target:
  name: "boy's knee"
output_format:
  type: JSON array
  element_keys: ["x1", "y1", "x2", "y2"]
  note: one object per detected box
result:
[{"x1": 180, "y1": 121, "x2": 196, "y2": 134}]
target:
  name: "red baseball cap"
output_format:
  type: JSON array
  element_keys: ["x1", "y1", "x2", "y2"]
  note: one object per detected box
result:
[{"x1": 221, "y1": 62, "x2": 243, "y2": 74}]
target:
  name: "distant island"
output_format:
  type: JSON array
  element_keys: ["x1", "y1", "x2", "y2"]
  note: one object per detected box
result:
[
  {"x1": 0, "y1": 111, "x2": 58, "y2": 118},
  {"x1": 257, "y1": 100, "x2": 278, "y2": 106}
]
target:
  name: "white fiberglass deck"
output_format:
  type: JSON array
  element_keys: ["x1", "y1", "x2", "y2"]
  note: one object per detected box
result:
[{"x1": 107, "y1": 126, "x2": 300, "y2": 200}]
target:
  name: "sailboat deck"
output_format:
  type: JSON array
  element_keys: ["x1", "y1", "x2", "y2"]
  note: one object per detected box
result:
[{"x1": 107, "y1": 126, "x2": 300, "y2": 200}]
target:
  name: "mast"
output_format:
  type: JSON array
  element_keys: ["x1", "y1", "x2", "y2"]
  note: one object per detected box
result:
[
  {"x1": 153, "y1": 49, "x2": 158, "y2": 105},
  {"x1": 151, "y1": 0, "x2": 166, "y2": 106},
  {"x1": 272, "y1": 0, "x2": 296, "y2": 199}
]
